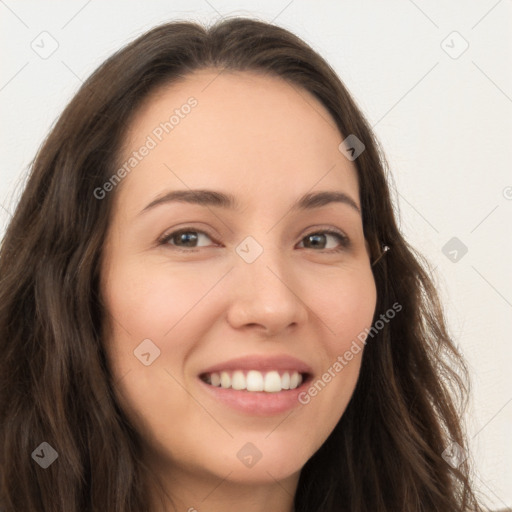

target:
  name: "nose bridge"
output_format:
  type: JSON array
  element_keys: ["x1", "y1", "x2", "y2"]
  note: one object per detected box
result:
[
  {"x1": 236, "y1": 233, "x2": 288, "y2": 291},
  {"x1": 227, "y1": 233, "x2": 308, "y2": 333}
]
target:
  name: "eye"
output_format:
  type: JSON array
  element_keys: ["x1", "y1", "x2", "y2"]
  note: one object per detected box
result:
[
  {"x1": 297, "y1": 229, "x2": 350, "y2": 252},
  {"x1": 159, "y1": 229, "x2": 216, "y2": 251},
  {"x1": 158, "y1": 227, "x2": 350, "y2": 253}
]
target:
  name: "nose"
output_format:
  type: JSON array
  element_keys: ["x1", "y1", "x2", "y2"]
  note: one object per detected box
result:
[{"x1": 225, "y1": 244, "x2": 309, "y2": 338}]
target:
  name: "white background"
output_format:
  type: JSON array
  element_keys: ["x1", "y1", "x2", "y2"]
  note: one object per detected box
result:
[{"x1": 1, "y1": 1, "x2": 511, "y2": 509}]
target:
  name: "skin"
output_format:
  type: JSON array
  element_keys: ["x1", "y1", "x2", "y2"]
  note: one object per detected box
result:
[{"x1": 100, "y1": 68, "x2": 377, "y2": 512}]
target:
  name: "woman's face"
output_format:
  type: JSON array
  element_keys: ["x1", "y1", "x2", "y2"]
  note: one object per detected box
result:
[{"x1": 101, "y1": 69, "x2": 377, "y2": 488}]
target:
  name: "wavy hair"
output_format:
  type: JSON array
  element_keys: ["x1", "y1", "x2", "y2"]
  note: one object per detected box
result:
[{"x1": 0, "y1": 16, "x2": 487, "y2": 511}]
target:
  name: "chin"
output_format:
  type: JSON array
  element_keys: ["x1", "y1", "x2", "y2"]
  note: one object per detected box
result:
[{"x1": 206, "y1": 438, "x2": 311, "y2": 483}]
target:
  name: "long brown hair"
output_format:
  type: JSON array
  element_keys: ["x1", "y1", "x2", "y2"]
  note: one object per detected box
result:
[{"x1": 0, "y1": 16, "x2": 488, "y2": 511}]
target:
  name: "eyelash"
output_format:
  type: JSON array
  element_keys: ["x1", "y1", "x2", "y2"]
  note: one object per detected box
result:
[{"x1": 157, "y1": 227, "x2": 351, "y2": 253}]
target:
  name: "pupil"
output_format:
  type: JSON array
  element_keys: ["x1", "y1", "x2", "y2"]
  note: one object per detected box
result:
[
  {"x1": 307, "y1": 234, "x2": 324, "y2": 248},
  {"x1": 179, "y1": 232, "x2": 197, "y2": 246}
]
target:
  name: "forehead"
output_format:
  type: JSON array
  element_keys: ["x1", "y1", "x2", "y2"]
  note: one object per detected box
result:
[{"x1": 115, "y1": 69, "x2": 360, "y2": 212}]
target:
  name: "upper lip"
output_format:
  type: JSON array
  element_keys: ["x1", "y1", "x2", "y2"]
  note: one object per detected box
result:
[{"x1": 199, "y1": 354, "x2": 313, "y2": 376}]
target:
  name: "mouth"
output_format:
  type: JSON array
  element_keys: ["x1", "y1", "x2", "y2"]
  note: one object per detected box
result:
[
  {"x1": 196, "y1": 354, "x2": 314, "y2": 415},
  {"x1": 199, "y1": 369, "x2": 312, "y2": 393}
]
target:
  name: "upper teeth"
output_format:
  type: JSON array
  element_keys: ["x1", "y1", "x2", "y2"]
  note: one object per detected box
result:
[{"x1": 203, "y1": 370, "x2": 304, "y2": 392}]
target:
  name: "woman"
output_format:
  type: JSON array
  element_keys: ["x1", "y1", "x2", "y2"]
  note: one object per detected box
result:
[{"x1": 0, "y1": 17, "x2": 487, "y2": 511}]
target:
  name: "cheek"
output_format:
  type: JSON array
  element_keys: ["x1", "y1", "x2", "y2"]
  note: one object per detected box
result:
[
  {"x1": 292, "y1": 264, "x2": 376, "y2": 421},
  {"x1": 101, "y1": 259, "x2": 223, "y2": 425},
  {"x1": 308, "y1": 263, "x2": 377, "y2": 344},
  {"x1": 100, "y1": 263, "x2": 205, "y2": 445},
  {"x1": 103, "y1": 261, "x2": 212, "y2": 339}
]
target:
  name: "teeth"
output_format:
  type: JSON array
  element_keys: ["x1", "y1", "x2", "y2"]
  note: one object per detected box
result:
[
  {"x1": 220, "y1": 371, "x2": 231, "y2": 388},
  {"x1": 281, "y1": 372, "x2": 290, "y2": 390},
  {"x1": 246, "y1": 370, "x2": 264, "y2": 391},
  {"x1": 211, "y1": 372, "x2": 221, "y2": 387},
  {"x1": 264, "y1": 371, "x2": 281, "y2": 392},
  {"x1": 203, "y1": 370, "x2": 304, "y2": 392},
  {"x1": 231, "y1": 370, "x2": 246, "y2": 390},
  {"x1": 290, "y1": 371, "x2": 300, "y2": 389}
]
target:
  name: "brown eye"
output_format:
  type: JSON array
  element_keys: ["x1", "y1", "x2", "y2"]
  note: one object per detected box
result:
[
  {"x1": 160, "y1": 229, "x2": 215, "y2": 250},
  {"x1": 298, "y1": 230, "x2": 350, "y2": 252},
  {"x1": 158, "y1": 227, "x2": 350, "y2": 253}
]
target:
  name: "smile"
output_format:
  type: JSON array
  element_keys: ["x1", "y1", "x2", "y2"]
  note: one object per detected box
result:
[{"x1": 200, "y1": 370, "x2": 307, "y2": 392}]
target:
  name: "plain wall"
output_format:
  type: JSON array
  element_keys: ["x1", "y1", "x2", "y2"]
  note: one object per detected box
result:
[{"x1": 1, "y1": 0, "x2": 511, "y2": 509}]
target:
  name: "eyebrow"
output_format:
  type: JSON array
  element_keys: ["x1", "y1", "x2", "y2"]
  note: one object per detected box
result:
[{"x1": 139, "y1": 189, "x2": 361, "y2": 216}]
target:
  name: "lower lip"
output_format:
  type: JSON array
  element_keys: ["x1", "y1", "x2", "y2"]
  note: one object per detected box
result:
[{"x1": 197, "y1": 376, "x2": 311, "y2": 416}]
